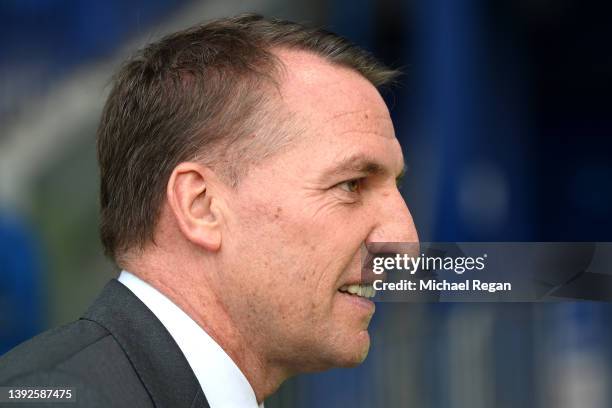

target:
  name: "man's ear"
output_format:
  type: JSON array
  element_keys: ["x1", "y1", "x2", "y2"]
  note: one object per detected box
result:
[{"x1": 166, "y1": 162, "x2": 223, "y2": 251}]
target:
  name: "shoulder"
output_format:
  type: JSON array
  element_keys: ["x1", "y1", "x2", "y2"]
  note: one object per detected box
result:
[
  {"x1": 0, "y1": 319, "x2": 110, "y2": 379},
  {"x1": 0, "y1": 319, "x2": 109, "y2": 382},
  {"x1": 0, "y1": 318, "x2": 152, "y2": 407}
]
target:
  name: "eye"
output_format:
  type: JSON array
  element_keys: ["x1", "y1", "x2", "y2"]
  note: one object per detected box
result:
[{"x1": 336, "y1": 178, "x2": 362, "y2": 193}]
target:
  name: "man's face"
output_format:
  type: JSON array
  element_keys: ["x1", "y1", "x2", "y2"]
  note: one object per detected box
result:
[{"x1": 218, "y1": 50, "x2": 418, "y2": 373}]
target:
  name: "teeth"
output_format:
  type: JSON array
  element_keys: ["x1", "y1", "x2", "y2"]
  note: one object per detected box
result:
[{"x1": 339, "y1": 284, "x2": 376, "y2": 299}]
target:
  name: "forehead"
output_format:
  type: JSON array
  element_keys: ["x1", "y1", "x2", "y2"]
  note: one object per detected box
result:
[{"x1": 274, "y1": 49, "x2": 396, "y2": 141}]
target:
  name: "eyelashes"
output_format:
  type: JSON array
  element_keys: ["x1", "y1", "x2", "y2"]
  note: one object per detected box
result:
[{"x1": 335, "y1": 178, "x2": 362, "y2": 194}]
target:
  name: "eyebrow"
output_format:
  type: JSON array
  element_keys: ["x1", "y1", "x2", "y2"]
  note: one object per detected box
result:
[{"x1": 322, "y1": 152, "x2": 406, "y2": 183}]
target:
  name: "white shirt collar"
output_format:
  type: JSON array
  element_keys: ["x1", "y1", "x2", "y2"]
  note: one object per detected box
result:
[{"x1": 118, "y1": 270, "x2": 263, "y2": 408}]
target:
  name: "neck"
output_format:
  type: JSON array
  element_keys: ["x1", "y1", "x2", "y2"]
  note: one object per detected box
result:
[{"x1": 128, "y1": 266, "x2": 290, "y2": 403}]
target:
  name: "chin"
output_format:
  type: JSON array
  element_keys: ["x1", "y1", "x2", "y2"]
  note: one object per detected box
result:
[
  {"x1": 333, "y1": 330, "x2": 371, "y2": 368},
  {"x1": 296, "y1": 330, "x2": 371, "y2": 372}
]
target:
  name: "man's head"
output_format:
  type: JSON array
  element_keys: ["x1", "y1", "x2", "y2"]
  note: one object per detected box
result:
[{"x1": 97, "y1": 14, "x2": 417, "y2": 378}]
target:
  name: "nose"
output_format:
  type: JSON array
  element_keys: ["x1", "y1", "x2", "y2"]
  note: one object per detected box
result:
[
  {"x1": 366, "y1": 187, "x2": 419, "y2": 245},
  {"x1": 361, "y1": 187, "x2": 418, "y2": 281}
]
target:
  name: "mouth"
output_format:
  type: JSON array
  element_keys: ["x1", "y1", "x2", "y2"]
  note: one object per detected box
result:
[{"x1": 338, "y1": 283, "x2": 376, "y2": 299}]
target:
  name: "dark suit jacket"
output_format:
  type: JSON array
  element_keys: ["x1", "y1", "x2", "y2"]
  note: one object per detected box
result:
[{"x1": 0, "y1": 279, "x2": 210, "y2": 408}]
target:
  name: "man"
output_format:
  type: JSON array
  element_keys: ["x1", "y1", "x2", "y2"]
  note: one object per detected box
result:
[{"x1": 0, "y1": 14, "x2": 417, "y2": 407}]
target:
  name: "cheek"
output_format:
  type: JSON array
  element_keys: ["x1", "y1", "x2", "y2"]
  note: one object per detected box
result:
[{"x1": 228, "y1": 194, "x2": 363, "y2": 310}]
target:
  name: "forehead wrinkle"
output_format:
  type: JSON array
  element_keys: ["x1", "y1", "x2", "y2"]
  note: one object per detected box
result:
[
  {"x1": 328, "y1": 110, "x2": 390, "y2": 120},
  {"x1": 324, "y1": 151, "x2": 405, "y2": 180},
  {"x1": 336, "y1": 129, "x2": 393, "y2": 139},
  {"x1": 326, "y1": 110, "x2": 393, "y2": 131},
  {"x1": 303, "y1": 112, "x2": 395, "y2": 142}
]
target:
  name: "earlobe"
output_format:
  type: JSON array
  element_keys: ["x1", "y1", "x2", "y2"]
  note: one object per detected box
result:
[{"x1": 167, "y1": 162, "x2": 222, "y2": 252}]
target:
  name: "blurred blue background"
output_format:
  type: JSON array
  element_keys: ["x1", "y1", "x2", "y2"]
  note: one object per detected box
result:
[{"x1": 1, "y1": 0, "x2": 611, "y2": 407}]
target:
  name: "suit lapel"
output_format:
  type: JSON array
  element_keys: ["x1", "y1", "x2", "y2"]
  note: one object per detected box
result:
[{"x1": 81, "y1": 279, "x2": 210, "y2": 408}]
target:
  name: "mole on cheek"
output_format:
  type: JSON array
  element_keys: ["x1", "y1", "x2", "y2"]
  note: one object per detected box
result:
[{"x1": 274, "y1": 206, "x2": 282, "y2": 219}]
